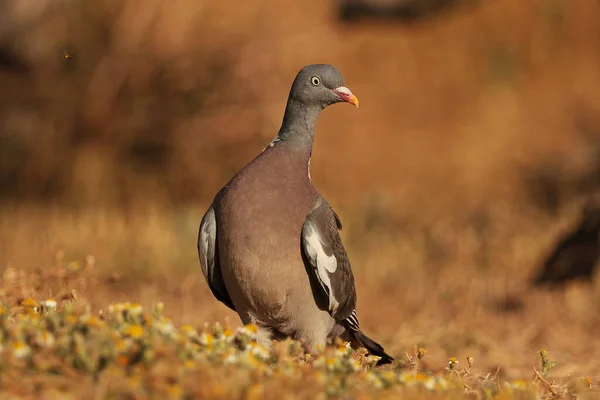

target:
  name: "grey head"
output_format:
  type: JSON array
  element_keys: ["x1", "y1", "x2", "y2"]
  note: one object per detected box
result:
[{"x1": 278, "y1": 64, "x2": 358, "y2": 142}]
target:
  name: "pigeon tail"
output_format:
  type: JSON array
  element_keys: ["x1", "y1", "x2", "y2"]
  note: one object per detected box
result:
[{"x1": 351, "y1": 330, "x2": 394, "y2": 366}]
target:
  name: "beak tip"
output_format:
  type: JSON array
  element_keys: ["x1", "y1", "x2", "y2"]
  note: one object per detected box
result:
[{"x1": 333, "y1": 86, "x2": 359, "y2": 108}]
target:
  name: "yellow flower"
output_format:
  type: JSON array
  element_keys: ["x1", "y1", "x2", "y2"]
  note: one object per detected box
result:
[
  {"x1": 199, "y1": 332, "x2": 214, "y2": 346},
  {"x1": 237, "y1": 324, "x2": 258, "y2": 338},
  {"x1": 123, "y1": 325, "x2": 145, "y2": 339},
  {"x1": 167, "y1": 384, "x2": 183, "y2": 400},
  {"x1": 144, "y1": 315, "x2": 155, "y2": 327},
  {"x1": 448, "y1": 357, "x2": 458, "y2": 369},
  {"x1": 415, "y1": 372, "x2": 429, "y2": 382},
  {"x1": 20, "y1": 298, "x2": 38, "y2": 313},
  {"x1": 180, "y1": 325, "x2": 197, "y2": 337},
  {"x1": 67, "y1": 261, "x2": 81, "y2": 272},
  {"x1": 506, "y1": 379, "x2": 528, "y2": 389},
  {"x1": 116, "y1": 354, "x2": 129, "y2": 366},
  {"x1": 21, "y1": 298, "x2": 38, "y2": 308},
  {"x1": 364, "y1": 354, "x2": 383, "y2": 366},
  {"x1": 115, "y1": 338, "x2": 132, "y2": 352},
  {"x1": 245, "y1": 352, "x2": 261, "y2": 367},
  {"x1": 81, "y1": 315, "x2": 105, "y2": 328},
  {"x1": 334, "y1": 344, "x2": 351, "y2": 358},
  {"x1": 399, "y1": 371, "x2": 415, "y2": 384}
]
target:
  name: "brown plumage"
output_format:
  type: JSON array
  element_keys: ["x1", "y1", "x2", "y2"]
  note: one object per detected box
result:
[{"x1": 197, "y1": 64, "x2": 393, "y2": 365}]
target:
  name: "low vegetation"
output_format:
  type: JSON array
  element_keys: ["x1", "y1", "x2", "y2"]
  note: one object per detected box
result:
[{"x1": 0, "y1": 294, "x2": 595, "y2": 399}]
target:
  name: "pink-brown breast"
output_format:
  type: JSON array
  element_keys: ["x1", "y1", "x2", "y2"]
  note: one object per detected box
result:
[{"x1": 214, "y1": 142, "x2": 320, "y2": 321}]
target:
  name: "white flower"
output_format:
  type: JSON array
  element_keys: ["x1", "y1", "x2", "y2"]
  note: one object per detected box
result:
[
  {"x1": 236, "y1": 324, "x2": 258, "y2": 339},
  {"x1": 12, "y1": 342, "x2": 31, "y2": 358},
  {"x1": 156, "y1": 319, "x2": 176, "y2": 337},
  {"x1": 36, "y1": 331, "x2": 55, "y2": 348},
  {"x1": 423, "y1": 376, "x2": 436, "y2": 390},
  {"x1": 365, "y1": 372, "x2": 384, "y2": 389},
  {"x1": 435, "y1": 377, "x2": 450, "y2": 390},
  {"x1": 108, "y1": 303, "x2": 125, "y2": 314},
  {"x1": 40, "y1": 299, "x2": 57, "y2": 310},
  {"x1": 223, "y1": 353, "x2": 237, "y2": 365},
  {"x1": 250, "y1": 343, "x2": 270, "y2": 360},
  {"x1": 128, "y1": 303, "x2": 143, "y2": 317},
  {"x1": 349, "y1": 358, "x2": 363, "y2": 372}
]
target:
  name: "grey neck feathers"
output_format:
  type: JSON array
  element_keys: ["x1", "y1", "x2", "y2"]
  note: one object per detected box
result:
[{"x1": 277, "y1": 98, "x2": 323, "y2": 147}]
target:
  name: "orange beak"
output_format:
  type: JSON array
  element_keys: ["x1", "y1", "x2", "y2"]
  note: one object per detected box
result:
[{"x1": 333, "y1": 86, "x2": 359, "y2": 108}]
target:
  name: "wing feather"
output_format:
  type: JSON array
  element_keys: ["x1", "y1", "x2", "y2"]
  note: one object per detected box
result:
[
  {"x1": 198, "y1": 206, "x2": 236, "y2": 311},
  {"x1": 301, "y1": 201, "x2": 358, "y2": 328}
]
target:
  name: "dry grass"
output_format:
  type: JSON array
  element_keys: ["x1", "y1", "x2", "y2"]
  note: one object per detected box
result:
[
  {"x1": 1, "y1": 202, "x2": 600, "y2": 399},
  {"x1": 0, "y1": 265, "x2": 596, "y2": 399},
  {"x1": 2, "y1": 0, "x2": 600, "y2": 397}
]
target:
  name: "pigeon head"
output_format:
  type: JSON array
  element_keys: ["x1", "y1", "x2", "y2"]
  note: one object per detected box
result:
[
  {"x1": 289, "y1": 64, "x2": 359, "y2": 108},
  {"x1": 278, "y1": 64, "x2": 358, "y2": 142}
]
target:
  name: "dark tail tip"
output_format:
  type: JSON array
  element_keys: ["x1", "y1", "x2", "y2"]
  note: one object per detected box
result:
[{"x1": 354, "y1": 330, "x2": 394, "y2": 366}]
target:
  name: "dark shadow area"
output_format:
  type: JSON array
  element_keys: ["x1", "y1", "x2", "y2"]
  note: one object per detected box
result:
[{"x1": 337, "y1": 0, "x2": 478, "y2": 24}]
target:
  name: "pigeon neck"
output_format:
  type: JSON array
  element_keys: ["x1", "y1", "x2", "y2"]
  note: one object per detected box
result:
[{"x1": 277, "y1": 98, "x2": 323, "y2": 147}]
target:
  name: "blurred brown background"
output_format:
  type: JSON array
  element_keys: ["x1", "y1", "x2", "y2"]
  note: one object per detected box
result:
[{"x1": 1, "y1": 0, "x2": 600, "y2": 380}]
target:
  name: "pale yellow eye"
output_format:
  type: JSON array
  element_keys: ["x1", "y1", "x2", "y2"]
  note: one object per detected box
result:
[{"x1": 310, "y1": 76, "x2": 321, "y2": 86}]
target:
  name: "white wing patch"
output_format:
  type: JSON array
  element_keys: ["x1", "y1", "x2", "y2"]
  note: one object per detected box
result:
[
  {"x1": 198, "y1": 208, "x2": 215, "y2": 284},
  {"x1": 303, "y1": 223, "x2": 339, "y2": 311}
]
